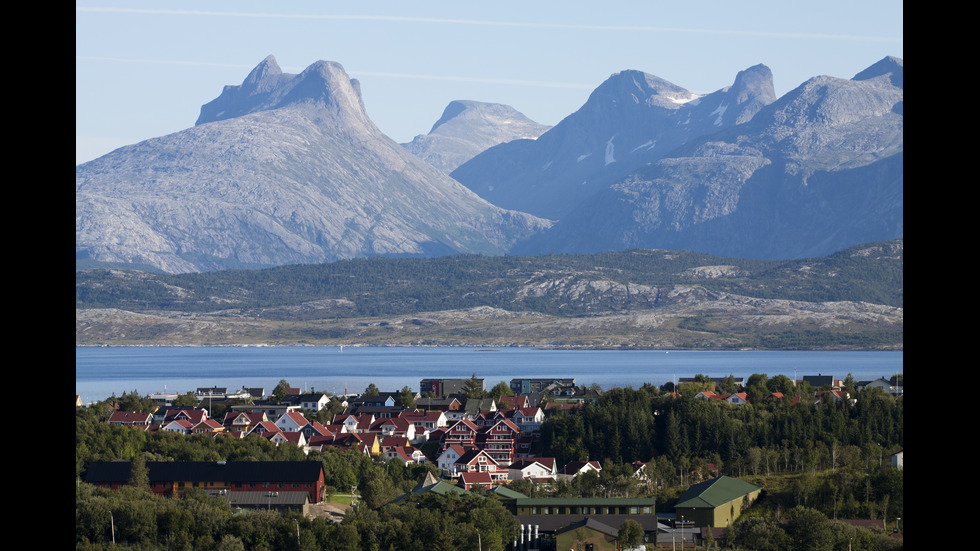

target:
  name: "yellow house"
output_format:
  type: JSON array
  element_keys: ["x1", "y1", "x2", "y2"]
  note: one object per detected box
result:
[{"x1": 674, "y1": 476, "x2": 762, "y2": 528}]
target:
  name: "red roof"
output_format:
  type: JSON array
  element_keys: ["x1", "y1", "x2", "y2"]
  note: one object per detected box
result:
[{"x1": 108, "y1": 411, "x2": 152, "y2": 423}]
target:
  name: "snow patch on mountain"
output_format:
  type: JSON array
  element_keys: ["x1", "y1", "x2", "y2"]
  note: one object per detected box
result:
[{"x1": 605, "y1": 136, "x2": 616, "y2": 165}]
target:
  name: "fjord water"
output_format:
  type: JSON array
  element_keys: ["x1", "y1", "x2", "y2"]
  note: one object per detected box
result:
[{"x1": 75, "y1": 346, "x2": 902, "y2": 404}]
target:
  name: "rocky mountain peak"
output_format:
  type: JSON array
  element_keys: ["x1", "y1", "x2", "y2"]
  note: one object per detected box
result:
[
  {"x1": 196, "y1": 57, "x2": 368, "y2": 127},
  {"x1": 429, "y1": 100, "x2": 471, "y2": 133},
  {"x1": 591, "y1": 69, "x2": 697, "y2": 109},
  {"x1": 241, "y1": 54, "x2": 284, "y2": 93},
  {"x1": 853, "y1": 56, "x2": 903, "y2": 88},
  {"x1": 720, "y1": 64, "x2": 777, "y2": 124},
  {"x1": 403, "y1": 100, "x2": 551, "y2": 173}
]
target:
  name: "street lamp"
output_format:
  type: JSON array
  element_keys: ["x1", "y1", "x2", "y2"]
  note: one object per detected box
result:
[
  {"x1": 893, "y1": 517, "x2": 901, "y2": 533},
  {"x1": 681, "y1": 515, "x2": 685, "y2": 548}
]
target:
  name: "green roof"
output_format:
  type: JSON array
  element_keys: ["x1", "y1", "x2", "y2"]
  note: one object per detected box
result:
[
  {"x1": 675, "y1": 476, "x2": 762, "y2": 509},
  {"x1": 391, "y1": 474, "x2": 470, "y2": 503},
  {"x1": 488, "y1": 485, "x2": 528, "y2": 499}
]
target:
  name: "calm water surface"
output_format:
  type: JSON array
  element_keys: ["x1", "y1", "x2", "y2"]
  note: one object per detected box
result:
[{"x1": 75, "y1": 346, "x2": 903, "y2": 404}]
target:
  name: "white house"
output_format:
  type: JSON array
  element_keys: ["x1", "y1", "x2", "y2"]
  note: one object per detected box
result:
[
  {"x1": 296, "y1": 393, "x2": 330, "y2": 411},
  {"x1": 436, "y1": 444, "x2": 468, "y2": 476},
  {"x1": 275, "y1": 411, "x2": 310, "y2": 432},
  {"x1": 511, "y1": 407, "x2": 545, "y2": 433},
  {"x1": 725, "y1": 393, "x2": 749, "y2": 405},
  {"x1": 558, "y1": 460, "x2": 602, "y2": 481},
  {"x1": 508, "y1": 458, "x2": 558, "y2": 481},
  {"x1": 891, "y1": 451, "x2": 903, "y2": 469}
]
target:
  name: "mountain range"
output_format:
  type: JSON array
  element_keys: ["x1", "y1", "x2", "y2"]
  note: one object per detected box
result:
[{"x1": 75, "y1": 55, "x2": 902, "y2": 273}]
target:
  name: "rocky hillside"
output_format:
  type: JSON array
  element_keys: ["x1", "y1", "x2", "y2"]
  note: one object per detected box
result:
[
  {"x1": 76, "y1": 240, "x2": 903, "y2": 349},
  {"x1": 75, "y1": 56, "x2": 550, "y2": 274}
]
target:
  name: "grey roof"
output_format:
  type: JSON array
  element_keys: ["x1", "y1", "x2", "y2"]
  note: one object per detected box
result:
[
  {"x1": 516, "y1": 514, "x2": 659, "y2": 533},
  {"x1": 210, "y1": 490, "x2": 310, "y2": 506}
]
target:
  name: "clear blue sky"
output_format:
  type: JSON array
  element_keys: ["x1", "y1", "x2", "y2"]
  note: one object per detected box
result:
[{"x1": 76, "y1": 1, "x2": 903, "y2": 165}]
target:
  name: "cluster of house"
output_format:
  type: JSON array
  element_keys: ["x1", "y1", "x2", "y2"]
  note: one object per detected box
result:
[
  {"x1": 103, "y1": 377, "x2": 611, "y2": 490},
  {"x1": 686, "y1": 374, "x2": 903, "y2": 406},
  {"x1": 88, "y1": 374, "x2": 903, "y2": 548},
  {"x1": 98, "y1": 373, "x2": 902, "y2": 489}
]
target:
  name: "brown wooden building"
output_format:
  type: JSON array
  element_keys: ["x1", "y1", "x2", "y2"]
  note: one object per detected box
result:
[{"x1": 84, "y1": 460, "x2": 326, "y2": 504}]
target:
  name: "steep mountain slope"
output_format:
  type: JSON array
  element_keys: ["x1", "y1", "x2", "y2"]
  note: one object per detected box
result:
[
  {"x1": 402, "y1": 100, "x2": 551, "y2": 173},
  {"x1": 75, "y1": 56, "x2": 550, "y2": 274},
  {"x1": 513, "y1": 57, "x2": 903, "y2": 259},
  {"x1": 450, "y1": 64, "x2": 777, "y2": 220}
]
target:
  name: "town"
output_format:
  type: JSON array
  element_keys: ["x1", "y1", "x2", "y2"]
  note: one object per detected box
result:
[{"x1": 78, "y1": 374, "x2": 904, "y2": 550}]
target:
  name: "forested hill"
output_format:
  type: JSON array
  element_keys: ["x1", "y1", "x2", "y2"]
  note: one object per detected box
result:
[{"x1": 75, "y1": 239, "x2": 902, "y2": 349}]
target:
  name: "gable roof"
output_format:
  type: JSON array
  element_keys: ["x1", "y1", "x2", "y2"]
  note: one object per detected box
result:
[
  {"x1": 391, "y1": 473, "x2": 470, "y2": 503},
  {"x1": 108, "y1": 411, "x2": 153, "y2": 423},
  {"x1": 559, "y1": 460, "x2": 601, "y2": 475},
  {"x1": 676, "y1": 476, "x2": 762, "y2": 509},
  {"x1": 459, "y1": 471, "x2": 494, "y2": 487}
]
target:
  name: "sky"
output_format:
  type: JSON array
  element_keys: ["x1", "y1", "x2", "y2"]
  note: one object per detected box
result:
[{"x1": 76, "y1": 1, "x2": 903, "y2": 165}]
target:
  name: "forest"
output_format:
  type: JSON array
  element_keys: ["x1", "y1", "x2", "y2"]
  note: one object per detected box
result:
[{"x1": 75, "y1": 372, "x2": 903, "y2": 550}]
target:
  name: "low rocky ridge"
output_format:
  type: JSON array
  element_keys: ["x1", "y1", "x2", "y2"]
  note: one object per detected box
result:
[
  {"x1": 76, "y1": 241, "x2": 902, "y2": 349},
  {"x1": 75, "y1": 292, "x2": 901, "y2": 349}
]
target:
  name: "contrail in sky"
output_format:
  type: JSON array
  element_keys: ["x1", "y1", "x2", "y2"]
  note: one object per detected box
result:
[
  {"x1": 76, "y1": 7, "x2": 902, "y2": 44},
  {"x1": 75, "y1": 56, "x2": 596, "y2": 89}
]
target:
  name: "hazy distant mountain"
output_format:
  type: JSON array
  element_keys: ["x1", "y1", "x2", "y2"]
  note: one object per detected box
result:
[
  {"x1": 402, "y1": 100, "x2": 551, "y2": 173},
  {"x1": 452, "y1": 57, "x2": 902, "y2": 260},
  {"x1": 451, "y1": 64, "x2": 777, "y2": 220},
  {"x1": 76, "y1": 56, "x2": 550, "y2": 273},
  {"x1": 75, "y1": 55, "x2": 902, "y2": 274}
]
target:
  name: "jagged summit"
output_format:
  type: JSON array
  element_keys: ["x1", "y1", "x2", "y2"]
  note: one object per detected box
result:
[
  {"x1": 241, "y1": 55, "x2": 284, "y2": 92},
  {"x1": 196, "y1": 56, "x2": 368, "y2": 126}
]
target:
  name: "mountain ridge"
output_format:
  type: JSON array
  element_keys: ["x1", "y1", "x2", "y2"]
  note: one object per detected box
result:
[
  {"x1": 498, "y1": 57, "x2": 903, "y2": 259},
  {"x1": 76, "y1": 55, "x2": 902, "y2": 274},
  {"x1": 449, "y1": 63, "x2": 778, "y2": 220}
]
